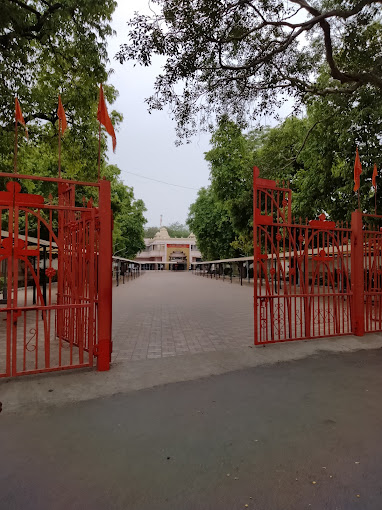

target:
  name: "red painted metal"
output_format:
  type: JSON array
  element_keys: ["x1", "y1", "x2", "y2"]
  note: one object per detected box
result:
[
  {"x1": 0, "y1": 173, "x2": 112, "y2": 377},
  {"x1": 97, "y1": 179, "x2": 112, "y2": 371},
  {"x1": 363, "y1": 214, "x2": 382, "y2": 333},
  {"x1": 254, "y1": 170, "x2": 382, "y2": 344},
  {"x1": 254, "y1": 171, "x2": 352, "y2": 344},
  {"x1": 351, "y1": 211, "x2": 364, "y2": 336}
]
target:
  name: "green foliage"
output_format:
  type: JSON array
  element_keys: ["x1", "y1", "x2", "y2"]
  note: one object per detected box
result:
[
  {"x1": 119, "y1": 0, "x2": 382, "y2": 140},
  {"x1": 106, "y1": 166, "x2": 147, "y2": 259},
  {"x1": 0, "y1": 0, "x2": 147, "y2": 259},
  {"x1": 188, "y1": 88, "x2": 382, "y2": 259},
  {"x1": 253, "y1": 88, "x2": 382, "y2": 221},
  {"x1": 187, "y1": 187, "x2": 238, "y2": 260},
  {"x1": 166, "y1": 222, "x2": 190, "y2": 238},
  {"x1": 203, "y1": 117, "x2": 254, "y2": 255},
  {"x1": 143, "y1": 226, "x2": 160, "y2": 238},
  {"x1": 0, "y1": 0, "x2": 119, "y2": 182},
  {"x1": 1, "y1": 0, "x2": 117, "y2": 129},
  {"x1": 144, "y1": 223, "x2": 190, "y2": 238}
]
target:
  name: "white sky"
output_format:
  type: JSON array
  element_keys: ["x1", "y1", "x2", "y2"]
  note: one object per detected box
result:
[{"x1": 105, "y1": 1, "x2": 211, "y2": 227}]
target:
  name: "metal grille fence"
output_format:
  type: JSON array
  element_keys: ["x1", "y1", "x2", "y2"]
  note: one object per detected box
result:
[
  {"x1": 0, "y1": 174, "x2": 112, "y2": 377},
  {"x1": 363, "y1": 215, "x2": 382, "y2": 333},
  {"x1": 254, "y1": 168, "x2": 382, "y2": 345}
]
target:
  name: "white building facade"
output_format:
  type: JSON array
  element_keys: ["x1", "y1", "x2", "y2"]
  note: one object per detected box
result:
[{"x1": 135, "y1": 228, "x2": 202, "y2": 270}]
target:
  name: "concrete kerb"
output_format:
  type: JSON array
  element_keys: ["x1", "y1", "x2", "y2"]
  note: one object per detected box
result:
[{"x1": 2, "y1": 332, "x2": 382, "y2": 415}]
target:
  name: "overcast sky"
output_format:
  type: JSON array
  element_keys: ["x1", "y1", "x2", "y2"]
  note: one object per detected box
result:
[{"x1": 105, "y1": 1, "x2": 211, "y2": 227}]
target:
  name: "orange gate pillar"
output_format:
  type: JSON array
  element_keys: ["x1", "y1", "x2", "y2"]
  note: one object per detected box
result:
[
  {"x1": 98, "y1": 178, "x2": 113, "y2": 370},
  {"x1": 351, "y1": 210, "x2": 365, "y2": 336}
]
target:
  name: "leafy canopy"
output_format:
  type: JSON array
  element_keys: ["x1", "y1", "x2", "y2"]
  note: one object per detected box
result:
[
  {"x1": 118, "y1": 0, "x2": 382, "y2": 140},
  {"x1": 187, "y1": 87, "x2": 382, "y2": 259},
  {"x1": 144, "y1": 223, "x2": 190, "y2": 238},
  {"x1": 0, "y1": 0, "x2": 147, "y2": 258},
  {"x1": 187, "y1": 187, "x2": 238, "y2": 260}
]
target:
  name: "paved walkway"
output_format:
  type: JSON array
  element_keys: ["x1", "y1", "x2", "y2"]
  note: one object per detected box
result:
[
  {"x1": 3, "y1": 271, "x2": 382, "y2": 509},
  {"x1": 112, "y1": 271, "x2": 253, "y2": 362},
  {"x1": 3, "y1": 270, "x2": 382, "y2": 414}
]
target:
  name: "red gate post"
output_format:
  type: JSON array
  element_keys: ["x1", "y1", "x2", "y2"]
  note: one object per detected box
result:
[
  {"x1": 253, "y1": 167, "x2": 259, "y2": 345},
  {"x1": 97, "y1": 178, "x2": 112, "y2": 371},
  {"x1": 351, "y1": 210, "x2": 365, "y2": 336}
]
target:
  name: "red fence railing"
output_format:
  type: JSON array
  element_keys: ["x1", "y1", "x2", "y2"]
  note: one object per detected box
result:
[
  {"x1": 254, "y1": 167, "x2": 382, "y2": 344},
  {"x1": 0, "y1": 174, "x2": 112, "y2": 377}
]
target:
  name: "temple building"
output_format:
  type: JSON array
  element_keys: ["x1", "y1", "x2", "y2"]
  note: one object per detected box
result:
[{"x1": 135, "y1": 227, "x2": 202, "y2": 270}]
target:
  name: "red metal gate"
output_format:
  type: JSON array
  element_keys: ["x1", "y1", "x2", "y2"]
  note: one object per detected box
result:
[
  {"x1": 254, "y1": 168, "x2": 353, "y2": 344},
  {"x1": 362, "y1": 214, "x2": 382, "y2": 333},
  {"x1": 0, "y1": 173, "x2": 112, "y2": 377}
]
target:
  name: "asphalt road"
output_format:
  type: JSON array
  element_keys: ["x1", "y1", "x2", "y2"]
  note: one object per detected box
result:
[{"x1": 1, "y1": 349, "x2": 382, "y2": 510}]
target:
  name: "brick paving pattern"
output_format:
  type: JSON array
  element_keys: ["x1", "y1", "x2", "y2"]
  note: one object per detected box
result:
[{"x1": 112, "y1": 271, "x2": 253, "y2": 362}]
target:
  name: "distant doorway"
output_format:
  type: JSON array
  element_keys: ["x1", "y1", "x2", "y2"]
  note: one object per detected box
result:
[
  {"x1": 171, "y1": 263, "x2": 186, "y2": 271},
  {"x1": 169, "y1": 250, "x2": 187, "y2": 271}
]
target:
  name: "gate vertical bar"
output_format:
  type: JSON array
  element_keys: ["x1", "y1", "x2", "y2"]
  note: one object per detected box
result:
[
  {"x1": 11, "y1": 199, "x2": 19, "y2": 375},
  {"x1": 88, "y1": 208, "x2": 96, "y2": 366},
  {"x1": 351, "y1": 210, "x2": 364, "y2": 336},
  {"x1": 253, "y1": 166, "x2": 258, "y2": 345},
  {"x1": 6, "y1": 200, "x2": 14, "y2": 376},
  {"x1": 97, "y1": 179, "x2": 112, "y2": 371}
]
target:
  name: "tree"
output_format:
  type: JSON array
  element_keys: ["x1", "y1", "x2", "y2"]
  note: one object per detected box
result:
[
  {"x1": 144, "y1": 223, "x2": 190, "y2": 238},
  {"x1": 205, "y1": 117, "x2": 254, "y2": 254},
  {"x1": 251, "y1": 88, "x2": 382, "y2": 221},
  {"x1": 188, "y1": 86, "x2": 382, "y2": 258},
  {"x1": 1, "y1": 0, "x2": 116, "y2": 127},
  {"x1": 144, "y1": 226, "x2": 160, "y2": 238},
  {"x1": 0, "y1": 0, "x2": 147, "y2": 258},
  {"x1": 187, "y1": 187, "x2": 238, "y2": 260},
  {"x1": 166, "y1": 222, "x2": 190, "y2": 238},
  {"x1": 187, "y1": 119, "x2": 262, "y2": 259},
  {"x1": 106, "y1": 166, "x2": 147, "y2": 259},
  {"x1": 0, "y1": 1, "x2": 121, "y2": 177},
  {"x1": 118, "y1": 0, "x2": 382, "y2": 139},
  {"x1": 0, "y1": 1, "x2": 121, "y2": 183}
]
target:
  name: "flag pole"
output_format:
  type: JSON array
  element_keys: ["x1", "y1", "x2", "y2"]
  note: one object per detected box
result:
[
  {"x1": 58, "y1": 119, "x2": 62, "y2": 178},
  {"x1": 97, "y1": 122, "x2": 101, "y2": 181},
  {"x1": 14, "y1": 104, "x2": 18, "y2": 173},
  {"x1": 358, "y1": 190, "x2": 360, "y2": 211},
  {"x1": 375, "y1": 184, "x2": 377, "y2": 215}
]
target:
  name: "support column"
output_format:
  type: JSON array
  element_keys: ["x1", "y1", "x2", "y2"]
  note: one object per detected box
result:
[
  {"x1": 42, "y1": 245, "x2": 47, "y2": 306},
  {"x1": 351, "y1": 210, "x2": 364, "y2": 336},
  {"x1": 97, "y1": 179, "x2": 112, "y2": 371}
]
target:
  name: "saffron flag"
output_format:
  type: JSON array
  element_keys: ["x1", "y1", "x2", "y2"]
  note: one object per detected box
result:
[
  {"x1": 97, "y1": 84, "x2": 116, "y2": 152},
  {"x1": 353, "y1": 148, "x2": 362, "y2": 192},
  {"x1": 372, "y1": 163, "x2": 378, "y2": 188},
  {"x1": 15, "y1": 97, "x2": 28, "y2": 139},
  {"x1": 57, "y1": 95, "x2": 67, "y2": 134}
]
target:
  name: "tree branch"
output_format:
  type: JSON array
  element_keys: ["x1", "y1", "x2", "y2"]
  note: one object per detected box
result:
[
  {"x1": 24, "y1": 112, "x2": 58, "y2": 125},
  {"x1": 8, "y1": 0, "x2": 40, "y2": 16},
  {"x1": 0, "y1": 2, "x2": 63, "y2": 48}
]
